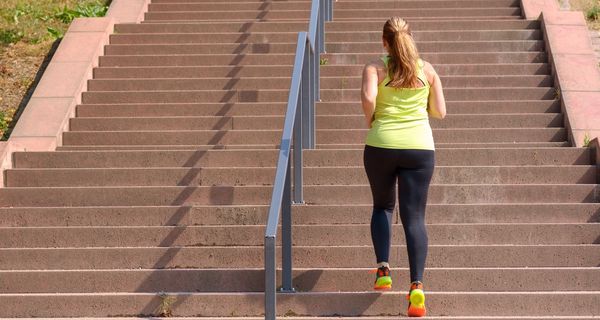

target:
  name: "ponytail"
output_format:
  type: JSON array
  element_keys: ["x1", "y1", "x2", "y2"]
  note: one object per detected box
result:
[{"x1": 383, "y1": 17, "x2": 420, "y2": 88}]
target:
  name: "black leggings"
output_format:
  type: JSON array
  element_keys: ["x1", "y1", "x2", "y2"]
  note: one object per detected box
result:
[{"x1": 363, "y1": 145, "x2": 435, "y2": 283}]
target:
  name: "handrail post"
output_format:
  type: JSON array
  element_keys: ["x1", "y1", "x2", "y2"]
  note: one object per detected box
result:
[
  {"x1": 265, "y1": 236, "x2": 276, "y2": 320},
  {"x1": 302, "y1": 40, "x2": 311, "y2": 150},
  {"x1": 294, "y1": 71, "x2": 304, "y2": 203},
  {"x1": 281, "y1": 156, "x2": 295, "y2": 292}
]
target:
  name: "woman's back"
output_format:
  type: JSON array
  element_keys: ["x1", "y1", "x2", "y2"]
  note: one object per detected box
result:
[{"x1": 365, "y1": 56, "x2": 435, "y2": 150}]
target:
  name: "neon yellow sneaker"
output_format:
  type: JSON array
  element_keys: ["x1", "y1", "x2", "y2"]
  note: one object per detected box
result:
[
  {"x1": 370, "y1": 266, "x2": 392, "y2": 291},
  {"x1": 406, "y1": 281, "x2": 426, "y2": 317}
]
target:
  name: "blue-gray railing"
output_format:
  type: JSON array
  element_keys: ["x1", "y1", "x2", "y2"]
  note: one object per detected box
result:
[{"x1": 264, "y1": 0, "x2": 332, "y2": 319}]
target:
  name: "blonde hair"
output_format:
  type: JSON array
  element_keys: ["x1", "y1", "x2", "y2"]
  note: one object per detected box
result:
[{"x1": 382, "y1": 17, "x2": 420, "y2": 88}]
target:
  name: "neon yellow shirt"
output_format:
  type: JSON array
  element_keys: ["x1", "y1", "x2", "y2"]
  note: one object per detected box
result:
[{"x1": 365, "y1": 56, "x2": 435, "y2": 150}]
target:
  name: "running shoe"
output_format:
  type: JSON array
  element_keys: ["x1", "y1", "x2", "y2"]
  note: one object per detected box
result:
[
  {"x1": 370, "y1": 265, "x2": 392, "y2": 290},
  {"x1": 406, "y1": 281, "x2": 426, "y2": 317}
]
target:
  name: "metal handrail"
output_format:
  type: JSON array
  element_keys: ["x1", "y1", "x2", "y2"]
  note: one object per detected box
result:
[{"x1": 264, "y1": 1, "x2": 332, "y2": 319}]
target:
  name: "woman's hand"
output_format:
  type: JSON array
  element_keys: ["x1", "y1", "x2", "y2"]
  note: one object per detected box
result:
[{"x1": 361, "y1": 62, "x2": 379, "y2": 128}]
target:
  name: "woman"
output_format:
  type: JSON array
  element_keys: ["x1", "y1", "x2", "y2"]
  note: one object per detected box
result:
[{"x1": 361, "y1": 16, "x2": 446, "y2": 317}]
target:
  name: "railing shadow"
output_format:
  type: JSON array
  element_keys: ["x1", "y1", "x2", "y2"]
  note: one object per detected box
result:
[{"x1": 128, "y1": 0, "x2": 307, "y2": 316}]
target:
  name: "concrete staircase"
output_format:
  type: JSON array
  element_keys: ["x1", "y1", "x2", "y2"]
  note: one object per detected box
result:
[{"x1": 0, "y1": 0, "x2": 599, "y2": 318}]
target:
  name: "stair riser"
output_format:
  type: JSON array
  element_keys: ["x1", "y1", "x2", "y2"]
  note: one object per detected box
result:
[
  {"x1": 1, "y1": 293, "x2": 599, "y2": 317},
  {"x1": 1, "y1": 204, "x2": 598, "y2": 227},
  {"x1": 143, "y1": 9, "x2": 520, "y2": 21},
  {"x1": 107, "y1": 31, "x2": 541, "y2": 44},
  {"x1": 334, "y1": 8, "x2": 522, "y2": 18},
  {"x1": 114, "y1": 22, "x2": 309, "y2": 33},
  {"x1": 86, "y1": 76, "x2": 553, "y2": 91},
  {"x1": 103, "y1": 41, "x2": 545, "y2": 55},
  {"x1": 147, "y1": 1, "x2": 519, "y2": 12},
  {"x1": 98, "y1": 55, "x2": 295, "y2": 67},
  {"x1": 109, "y1": 33, "x2": 299, "y2": 45},
  {"x1": 148, "y1": 2, "x2": 312, "y2": 11},
  {"x1": 104, "y1": 43, "x2": 298, "y2": 55},
  {"x1": 0, "y1": 246, "x2": 597, "y2": 270},
  {"x1": 0, "y1": 185, "x2": 596, "y2": 207},
  {"x1": 75, "y1": 101, "x2": 560, "y2": 117},
  {"x1": 80, "y1": 88, "x2": 555, "y2": 104},
  {"x1": 3, "y1": 268, "x2": 598, "y2": 293},
  {"x1": 324, "y1": 52, "x2": 547, "y2": 65},
  {"x1": 321, "y1": 88, "x2": 556, "y2": 101},
  {"x1": 61, "y1": 129, "x2": 567, "y2": 146},
  {"x1": 1, "y1": 224, "x2": 597, "y2": 247},
  {"x1": 336, "y1": 0, "x2": 521, "y2": 9},
  {"x1": 328, "y1": 30, "x2": 542, "y2": 42},
  {"x1": 68, "y1": 114, "x2": 563, "y2": 131},
  {"x1": 46, "y1": 141, "x2": 575, "y2": 150},
  {"x1": 7, "y1": 166, "x2": 593, "y2": 187},
  {"x1": 98, "y1": 53, "x2": 546, "y2": 67},
  {"x1": 328, "y1": 41, "x2": 545, "y2": 53},
  {"x1": 144, "y1": 11, "x2": 312, "y2": 21},
  {"x1": 91, "y1": 64, "x2": 551, "y2": 79},
  {"x1": 13, "y1": 148, "x2": 590, "y2": 168},
  {"x1": 114, "y1": 20, "x2": 540, "y2": 34}
]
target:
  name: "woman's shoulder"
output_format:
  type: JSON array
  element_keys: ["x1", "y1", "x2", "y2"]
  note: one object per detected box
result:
[{"x1": 420, "y1": 59, "x2": 437, "y2": 84}]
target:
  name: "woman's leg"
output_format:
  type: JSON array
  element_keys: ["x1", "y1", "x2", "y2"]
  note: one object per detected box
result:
[
  {"x1": 363, "y1": 145, "x2": 397, "y2": 264},
  {"x1": 396, "y1": 150, "x2": 435, "y2": 283}
]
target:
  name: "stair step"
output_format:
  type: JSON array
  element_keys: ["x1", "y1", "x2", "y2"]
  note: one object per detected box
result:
[
  {"x1": 2, "y1": 267, "x2": 599, "y2": 293},
  {"x1": 107, "y1": 30, "x2": 541, "y2": 45},
  {"x1": 60, "y1": 128, "x2": 567, "y2": 146},
  {"x1": 322, "y1": 88, "x2": 556, "y2": 101},
  {"x1": 144, "y1": 10, "x2": 313, "y2": 21},
  {"x1": 147, "y1": 0, "x2": 519, "y2": 12},
  {"x1": 1, "y1": 223, "x2": 598, "y2": 248},
  {"x1": 81, "y1": 88, "x2": 556, "y2": 104},
  {"x1": 323, "y1": 52, "x2": 547, "y2": 65},
  {"x1": 76, "y1": 101, "x2": 559, "y2": 117},
  {"x1": 329, "y1": 30, "x2": 542, "y2": 42},
  {"x1": 68, "y1": 114, "x2": 563, "y2": 131},
  {"x1": 86, "y1": 76, "x2": 553, "y2": 91},
  {"x1": 91, "y1": 64, "x2": 551, "y2": 79},
  {"x1": 327, "y1": 41, "x2": 545, "y2": 53},
  {"x1": 114, "y1": 20, "x2": 540, "y2": 34},
  {"x1": 144, "y1": 9, "x2": 520, "y2": 21},
  {"x1": 333, "y1": 8, "x2": 521, "y2": 19},
  {"x1": 148, "y1": 2, "x2": 312, "y2": 11},
  {"x1": 1, "y1": 204, "x2": 598, "y2": 227},
  {"x1": 1, "y1": 245, "x2": 598, "y2": 269},
  {"x1": 0, "y1": 184, "x2": 596, "y2": 207},
  {"x1": 1, "y1": 291, "x2": 599, "y2": 317},
  {"x1": 97, "y1": 52, "x2": 546, "y2": 67},
  {"x1": 53, "y1": 141, "x2": 572, "y2": 150},
  {"x1": 7, "y1": 165, "x2": 594, "y2": 187},
  {"x1": 103, "y1": 41, "x2": 545, "y2": 55},
  {"x1": 14, "y1": 148, "x2": 590, "y2": 168},
  {"x1": 109, "y1": 32, "x2": 299, "y2": 45},
  {"x1": 98, "y1": 54, "x2": 295, "y2": 67},
  {"x1": 336, "y1": 0, "x2": 521, "y2": 9}
]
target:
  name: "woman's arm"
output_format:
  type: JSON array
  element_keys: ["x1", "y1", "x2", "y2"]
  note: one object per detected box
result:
[
  {"x1": 423, "y1": 61, "x2": 446, "y2": 119},
  {"x1": 361, "y1": 62, "x2": 379, "y2": 128}
]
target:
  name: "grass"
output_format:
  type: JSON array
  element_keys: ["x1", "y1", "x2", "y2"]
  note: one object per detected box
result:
[
  {"x1": 569, "y1": 0, "x2": 600, "y2": 30},
  {"x1": 0, "y1": 0, "x2": 110, "y2": 140}
]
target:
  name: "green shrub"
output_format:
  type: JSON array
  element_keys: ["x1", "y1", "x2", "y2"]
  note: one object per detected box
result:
[
  {"x1": 54, "y1": 1, "x2": 109, "y2": 24},
  {"x1": 587, "y1": 5, "x2": 600, "y2": 20},
  {"x1": 0, "y1": 28, "x2": 23, "y2": 44}
]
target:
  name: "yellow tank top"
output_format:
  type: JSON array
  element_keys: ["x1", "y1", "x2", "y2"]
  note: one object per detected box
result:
[{"x1": 365, "y1": 56, "x2": 435, "y2": 150}]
